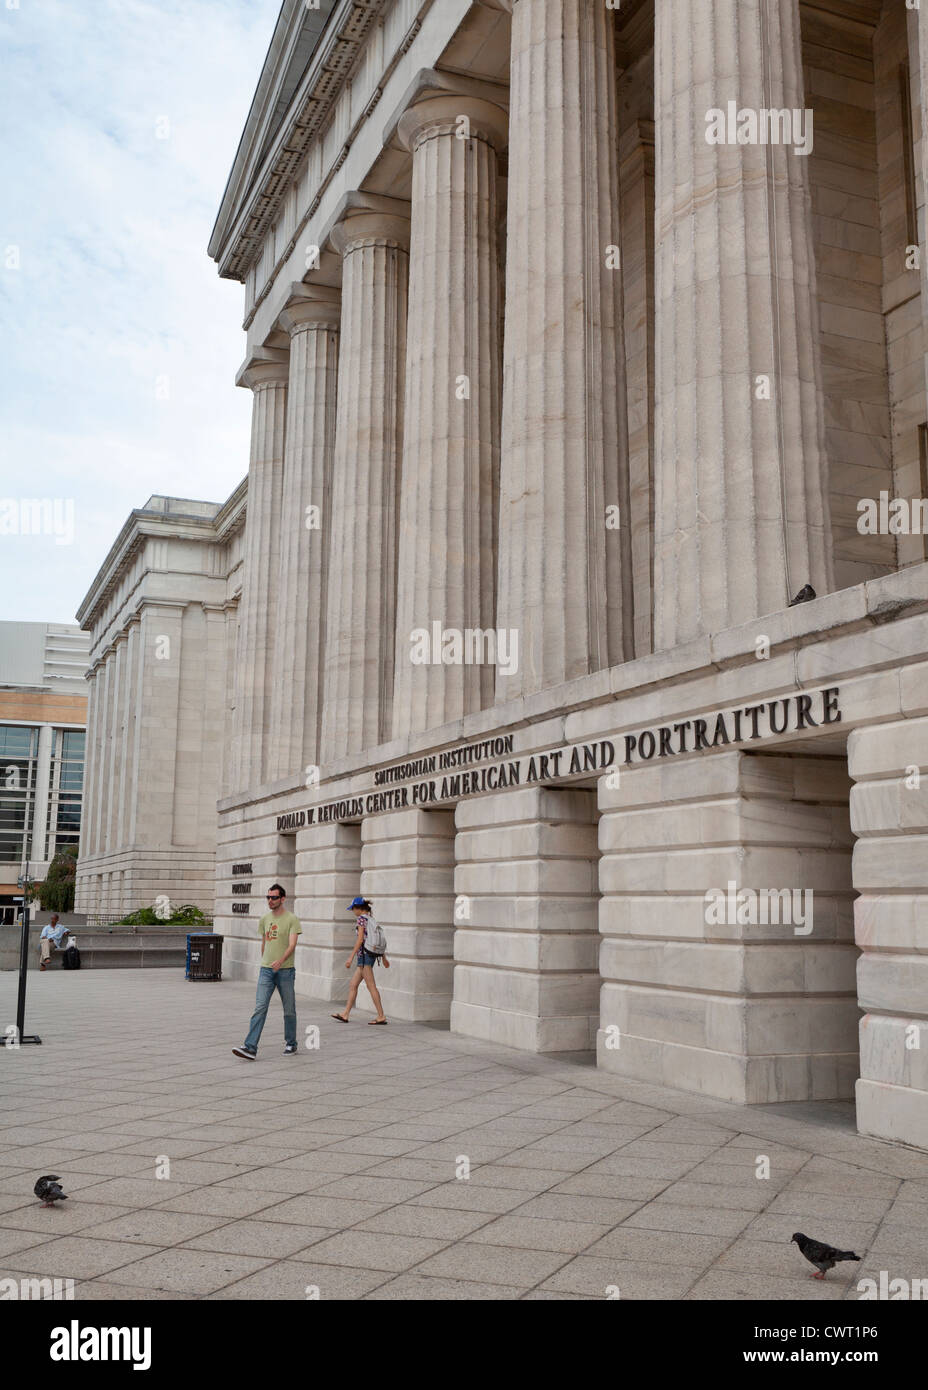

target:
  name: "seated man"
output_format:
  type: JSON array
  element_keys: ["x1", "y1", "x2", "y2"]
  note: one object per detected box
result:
[{"x1": 38, "y1": 914, "x2": 68, "y2": 971}]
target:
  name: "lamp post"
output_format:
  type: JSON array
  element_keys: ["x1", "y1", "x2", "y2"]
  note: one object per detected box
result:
[{"x1": 6, "y1": 862, "x2": 42, "y2": 1046}]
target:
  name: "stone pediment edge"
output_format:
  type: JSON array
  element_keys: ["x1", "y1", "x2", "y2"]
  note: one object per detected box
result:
[
  {"x1": 210, "y1": 0, "x2": 402, "y2": 283},
  {"x1": 76, "y1": 484, "x2": 247, "y2": 631}
]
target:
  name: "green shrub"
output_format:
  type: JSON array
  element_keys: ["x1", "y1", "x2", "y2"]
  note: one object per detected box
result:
[
  {"x1": 114, "y1": 903, "x2": 210, "y2": 927},
  {"x1": 38, "y1": 845, "x2": 78, "y2": 914}
]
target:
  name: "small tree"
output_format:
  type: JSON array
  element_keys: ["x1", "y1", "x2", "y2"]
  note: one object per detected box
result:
[{"x1": 38, "y1": 845, "x2": 78, "y2": 914}]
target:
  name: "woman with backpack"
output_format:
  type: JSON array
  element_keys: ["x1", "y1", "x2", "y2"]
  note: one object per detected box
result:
[{"x1": 332, "y1": 896, "x2": 389, "y2": 1025}]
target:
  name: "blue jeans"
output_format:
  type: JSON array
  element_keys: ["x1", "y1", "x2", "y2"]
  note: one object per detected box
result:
[{"x1": 244, "y1": 967, "x2": 297, "y2": 1050}]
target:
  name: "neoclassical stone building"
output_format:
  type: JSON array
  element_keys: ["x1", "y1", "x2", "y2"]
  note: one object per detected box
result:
[{"x1": 77, "y1": 0, "x2": 928, "y2": 1148}]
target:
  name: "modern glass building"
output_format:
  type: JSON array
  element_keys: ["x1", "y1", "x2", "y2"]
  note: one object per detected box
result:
[{"x1": 0, "y1": 623, "x2": 89, "y2": 922}]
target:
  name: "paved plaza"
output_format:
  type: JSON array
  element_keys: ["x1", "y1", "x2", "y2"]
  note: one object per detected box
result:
[{"x1": 0, "y1": 970, "x2": 926, "y2": 1301}]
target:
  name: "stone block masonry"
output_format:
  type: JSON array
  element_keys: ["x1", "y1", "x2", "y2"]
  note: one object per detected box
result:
[
  {"x1": 850, "y1": 718, "x2": 928, "y2": 1150},
  {"x1": 452, "y1": 786, "x2": 600, "y2": 1052},
  {"x1": 360, "y1": 809, "x2": 456, "y2": 1020},
  {"x1": 598, "y1": 751, "x2": 858, "y2": 1104}
]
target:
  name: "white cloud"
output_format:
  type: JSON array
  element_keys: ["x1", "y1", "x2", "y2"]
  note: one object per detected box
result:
[{"x1": 0, "y1": 0, "x2": 281, "y2": 623}]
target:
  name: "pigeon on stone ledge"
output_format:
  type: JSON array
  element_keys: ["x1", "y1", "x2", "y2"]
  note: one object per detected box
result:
[
  {"x1": 791, "y1": 1231, "x2": 860, "y2": 1279},
  {"x1": 34, "y1": 1175, "x2": 68, "y2": 1207},
  {"x1": 788, "y1": 584, "x2": 816, "y2": 606}
]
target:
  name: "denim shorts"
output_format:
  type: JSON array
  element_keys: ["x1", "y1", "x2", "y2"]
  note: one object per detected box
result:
[{"x1": 357, "y1": 949, "x2": 378, "y2": 968}]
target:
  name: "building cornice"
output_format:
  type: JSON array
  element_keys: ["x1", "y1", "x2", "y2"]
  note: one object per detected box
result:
[
  {"x1": 213, "y1": 477, "x2": 248, "y2": 544},
  {"x1": 76, "y1": 489, "x2": 247, "y2": 632},
  {"x1": 209, "y1": 0, "x2": 401, "y2": 284}
]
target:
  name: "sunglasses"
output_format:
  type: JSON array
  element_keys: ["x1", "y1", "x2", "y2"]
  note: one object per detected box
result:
[{"x1": 266, "y1": 894, "x2": 282, "y2": 901}]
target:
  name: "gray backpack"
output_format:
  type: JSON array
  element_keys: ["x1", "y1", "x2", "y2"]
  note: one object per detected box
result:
[{"x1": 362, "y1": 915, "x2": 387, "y2": 956}]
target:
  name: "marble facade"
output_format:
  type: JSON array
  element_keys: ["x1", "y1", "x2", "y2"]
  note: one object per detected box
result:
[{"x1": 76, "y1": 0, "x2": 928, "y2": 1148}]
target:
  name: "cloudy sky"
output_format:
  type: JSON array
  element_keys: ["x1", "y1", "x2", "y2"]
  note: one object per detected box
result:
[{"x1": 0, "y1": 0, "x2": 281, "y2": 624}]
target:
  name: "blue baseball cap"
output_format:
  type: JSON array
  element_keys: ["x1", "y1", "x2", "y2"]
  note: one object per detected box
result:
[{"x1": 348, "y1": 896, "x2": 367, "y2": 910}]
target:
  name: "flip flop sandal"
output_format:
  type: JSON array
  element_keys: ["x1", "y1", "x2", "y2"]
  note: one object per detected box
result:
[
  {"x1": 331, "y1": 1013, "x2": 350, "y2": 1022},
  {"x1": 368, "y1": 1018, "x2": 388, "y2": 1025}
]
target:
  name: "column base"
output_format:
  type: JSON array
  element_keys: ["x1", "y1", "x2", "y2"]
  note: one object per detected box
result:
[
  {"x1": 452, "y1": 999, "x2": 596, "y2": 1053},
  {"x1": 856, "y1": 1078, "x2": 928, "y2": 1150},
  {"x1": 374, "y1": 959, "x2": 453, "y2": 1021},
  {"x1": 597, "y1": 1027, "x2": 858, "y2": 1105}
]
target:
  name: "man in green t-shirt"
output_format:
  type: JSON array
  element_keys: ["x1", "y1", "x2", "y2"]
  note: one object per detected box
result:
[{"x1": 232, "y1": 884, "x2": 301, "y2": 1059}]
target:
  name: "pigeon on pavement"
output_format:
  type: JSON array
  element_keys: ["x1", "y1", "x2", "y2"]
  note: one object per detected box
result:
[
  {"x1": 791, "y1": 1231, "x2": 860, "y2": 1279},
  {"x1": 34, "y1": 1175, "x2": 68, "y2": 1207}
]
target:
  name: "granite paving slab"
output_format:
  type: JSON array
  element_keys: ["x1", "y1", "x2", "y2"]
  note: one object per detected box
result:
[{"x1": 2, "y1": 970, "x2": 926, "y2": 1303}]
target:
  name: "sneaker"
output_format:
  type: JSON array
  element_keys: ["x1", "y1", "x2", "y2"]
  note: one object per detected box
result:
[
  {"x1": 283, "y1": 1042, "x2": 297, "y2": 1055},
  {"x1": 232, "y1": 1045, "x2": 257, "y2": 1060}
]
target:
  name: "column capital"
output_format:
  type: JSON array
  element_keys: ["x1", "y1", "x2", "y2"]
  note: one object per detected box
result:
[
  {"x1": 331, "y1": 209, "x2": 410, "y2": 256},
  {"x1": 235, "y1": 346, "x2": 290, "y2": 391},
  {"x1": 320, "y1": 190, "x2": 411, "y2": 257},
  {"x1": 397, "y1": 94, "x2": 509, "y2": 155},
  {"x1": 383, "y1": 67, "x2": 510, "y2": 151},
  {"x1": 277, "y1": 282, "x2": 341, "y2": 337}
]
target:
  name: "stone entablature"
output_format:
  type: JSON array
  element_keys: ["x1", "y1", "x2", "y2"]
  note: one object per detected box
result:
[{"x1": 218, "y1": 566, "x2": 928, "y2": 815}]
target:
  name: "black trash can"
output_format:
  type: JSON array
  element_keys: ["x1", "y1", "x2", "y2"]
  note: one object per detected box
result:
[{"x1": 186, "y1": 933, "x2": 223, "y2": 981}]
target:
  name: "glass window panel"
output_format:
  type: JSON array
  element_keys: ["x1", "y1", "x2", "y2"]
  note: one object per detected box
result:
[{"x1": 0, "y1": 727, "x2": 36, "y2": 757}]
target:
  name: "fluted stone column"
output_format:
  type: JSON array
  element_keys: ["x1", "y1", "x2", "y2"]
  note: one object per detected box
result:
[
  {"x1": 118, "y1": 619, "x2": 140, "y2": 850},
  {"x1": 81, "y1": 664, "x2": 101, "y2": 860},
  {"x1": 618, "y1": 118, "x2": 656, "y2": 660},
  {"x1": 392, "y1": 97, "x2": 508, "y2": 738},
  {"x1": 95, "y1": 651, "x2": 115, "y2": 855},
  {"x1": 219, "y1": 599, "x2": 239, "y2": 800},
  {"x1": 495, "y1": 0, "x2": 632, "y2": 703},
  {"x1": 230, "y1": 353, "x2": 289, "y2": 791},
  {"x1": 135, "y1": 602, "x2": 185, "y2": 848},
  {"x1": 653, "y1": 0, "x2": 834, "y2": 650},
  {"x1": 88, "y1": 657, "x2": 106, "y2": 860},
  {"x1": 919, "y1": 0, "x2": 928, "y2": 418},
  {"x1": 268, "y1": 289, "x2": 341, "y2": 783},
  {"x1": 75, "y1": 666, "x2": 98, "y2": 908},
  {"x1": 321, "y1": 212, "x2": 409, "y2": 759},
  {"x1": 106, "y1": 633, "x2": 127, "y2": 855}
]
